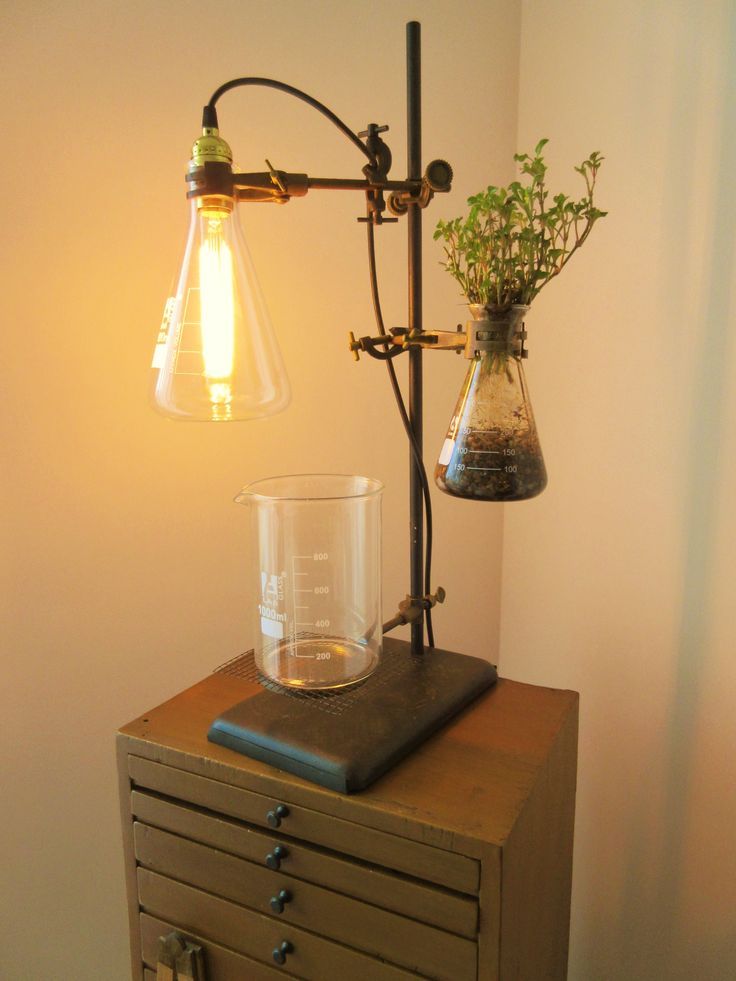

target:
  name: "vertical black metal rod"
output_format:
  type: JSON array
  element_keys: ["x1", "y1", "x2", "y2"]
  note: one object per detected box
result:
[{"x1": 406, "y1": 21, "x2": 424, "y2": 656}]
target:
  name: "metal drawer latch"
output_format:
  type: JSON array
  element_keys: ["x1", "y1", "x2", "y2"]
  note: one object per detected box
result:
[{"x1": 156, "y1": 931, "x2": 206, "y2": 980}]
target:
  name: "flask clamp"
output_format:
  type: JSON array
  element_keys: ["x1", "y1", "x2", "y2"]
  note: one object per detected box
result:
[{"x1": 348, "y1": 320, "x2": 528, "y2": 362}]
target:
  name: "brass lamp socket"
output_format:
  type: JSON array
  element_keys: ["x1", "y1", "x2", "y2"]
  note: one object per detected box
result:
[
  {"x1": 186, "y1": 127, "x2": 235, "y2": 199},
  {"x1": 190, "y1": 127, "x2": 233, "y2": 166}
]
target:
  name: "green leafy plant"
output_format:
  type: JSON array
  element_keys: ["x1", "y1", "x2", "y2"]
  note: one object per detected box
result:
[{"x1": 434, "y1": 139, "x2": 606, "y2": 309}]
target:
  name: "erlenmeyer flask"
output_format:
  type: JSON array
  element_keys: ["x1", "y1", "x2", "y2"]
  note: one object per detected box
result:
[
  {"x1": 435, "y1": 305, "x2": 547, "y2": 501},
  {"x1": 151, "y1": 193, "x2": 291, "y2": 421}
]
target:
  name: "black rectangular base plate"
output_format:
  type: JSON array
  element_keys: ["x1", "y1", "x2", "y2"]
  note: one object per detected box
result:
[{"x1": 207, "y1": 638, "x2": 497, "y2": 793}]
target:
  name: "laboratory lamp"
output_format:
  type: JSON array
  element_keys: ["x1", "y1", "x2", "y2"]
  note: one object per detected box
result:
[{"x1": 152, "y1": 22, "x2": 500, "y2": 792}]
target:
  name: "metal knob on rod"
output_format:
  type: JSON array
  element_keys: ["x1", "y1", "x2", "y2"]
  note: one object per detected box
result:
[
  {"x1": 387, "y1": 159, "x2": 454, "y2": 214},
  {"x1": 424, "y1": 158, "x2": 453, "y2": 192}
]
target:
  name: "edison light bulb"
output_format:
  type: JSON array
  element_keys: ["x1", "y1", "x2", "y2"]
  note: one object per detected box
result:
[
  {"x1": 151, "y1": 132, "x2": 290, "y2": 421},
  {"x1": 198, "y1": 207, "x2": 237, "y2": 411}
]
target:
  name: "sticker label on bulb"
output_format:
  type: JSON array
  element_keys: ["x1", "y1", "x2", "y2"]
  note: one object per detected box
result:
[
  {"x1": 151, "y1": 297, "x2": 176, "y2": 369},
  {"x1": 439, "y1": 438, "x2": 456, "y2": 466}
]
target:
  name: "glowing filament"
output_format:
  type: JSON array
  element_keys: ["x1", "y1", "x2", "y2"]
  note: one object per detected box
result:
[{"x1": 199, "y1": 219, "x2": 235, "y2": 394}]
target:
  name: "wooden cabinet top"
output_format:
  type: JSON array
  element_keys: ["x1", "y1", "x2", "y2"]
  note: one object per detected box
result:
[{"x1": 119, "y1": 669, "x2": 578, "y2": 858}]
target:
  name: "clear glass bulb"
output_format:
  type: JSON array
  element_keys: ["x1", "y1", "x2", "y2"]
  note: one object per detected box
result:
[{"x1": 151, "y1": 194, "x2": 290, "y2": 421}]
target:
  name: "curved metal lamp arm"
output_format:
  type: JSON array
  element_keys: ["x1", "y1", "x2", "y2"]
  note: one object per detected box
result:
[{"x1": 202, "y1": 76, "x2": 376, "y2": 165}]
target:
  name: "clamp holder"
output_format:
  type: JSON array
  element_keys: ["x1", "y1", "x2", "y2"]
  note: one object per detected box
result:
[
  {"x1": 387, "y1": 159, "x2": 453, "y2": 214},
  {"x1": 398, "y1": 588, "x2": 447, "y2": 623},
  {"x1": 348, "y1": 329, "x2": 406, "y2": 361},
  {"x1": 358, "y1": 123, "x2": 399, "y2": 224}
]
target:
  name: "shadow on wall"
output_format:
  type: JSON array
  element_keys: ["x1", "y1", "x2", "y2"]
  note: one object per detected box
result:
[{"x1": 613, "y1": 7, "x2": 736, "y2": 978}]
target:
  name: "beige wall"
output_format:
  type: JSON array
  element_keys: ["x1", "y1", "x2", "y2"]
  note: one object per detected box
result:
[
  {"x1": 0, "y1": 2, "x2": 517, "y2": 978},
  {"x1": 501, "y1": 2, "x2": 736, "y2": 979},
  {"x1": 7, "y1": 2, "x2": 730, "y2": 978}
]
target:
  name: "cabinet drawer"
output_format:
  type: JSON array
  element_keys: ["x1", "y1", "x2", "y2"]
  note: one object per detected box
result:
[
  {"x1": 135, "y1": 823, "x2": 477, "y2": 980},
  {"x1": 129, "y1": 755, "x2": 479, "y2": 894},
  {"x1": 131, "y1": 790, "x2": 477, "y2": 938},
  {"x1": 138, "y1": 868, "x2": 436, "y2": 980},
  {"x1": 140, "y1": 913, "x2": 284, "y2": 980}
]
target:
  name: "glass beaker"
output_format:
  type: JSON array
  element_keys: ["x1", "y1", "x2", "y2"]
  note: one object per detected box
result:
[
  {"x1": 435, "y1": 304, "x2": 547, "y2": 501},
  {"x1": 235, "y1": 474, "x2": 383, "y2": 690}
]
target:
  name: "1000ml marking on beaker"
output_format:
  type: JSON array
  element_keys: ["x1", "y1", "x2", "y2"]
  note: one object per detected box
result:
[{"x1": 258, "y1": 571, "x2": 286, "y2": 639}]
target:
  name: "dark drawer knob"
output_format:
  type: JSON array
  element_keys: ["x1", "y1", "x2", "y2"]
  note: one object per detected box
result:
[
  {"x1": 267, "y1": 804, "x2": 290, "y2": 828},
  {"x1": 265, "y1": 845, "x2": 288, "y2": 870},
  {"x1": 272, "y1": 940, "x2": 293, "y2": 965},
  {"x1": 270, "y1": 888, "x2": 292, "y2": 914}
]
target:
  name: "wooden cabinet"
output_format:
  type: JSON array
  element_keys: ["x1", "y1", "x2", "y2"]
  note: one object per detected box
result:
[{"x1": 117, "y1": 665, "x2": 578, "y2": 980}]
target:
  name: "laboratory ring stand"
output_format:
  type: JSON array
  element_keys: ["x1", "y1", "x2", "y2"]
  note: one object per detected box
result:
[{"x1": 206, "y1": 22, "x2": 498, "y2": 791}]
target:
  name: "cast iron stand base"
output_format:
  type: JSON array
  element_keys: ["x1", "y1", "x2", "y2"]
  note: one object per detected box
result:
[{"x1": 207, "y1": 637, "x2": 497, "y2": 793}]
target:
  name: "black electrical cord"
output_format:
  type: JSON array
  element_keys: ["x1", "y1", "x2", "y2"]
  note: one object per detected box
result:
[
  {"x1": 204, "y1": 78, "x2": 376, "y2": 166},
  {"x1": 203, "y1": 78, "x2": 431, "y2": 644},
  {"x1": 366, "y1": 221, "x2": 435, "y2": 648}
]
